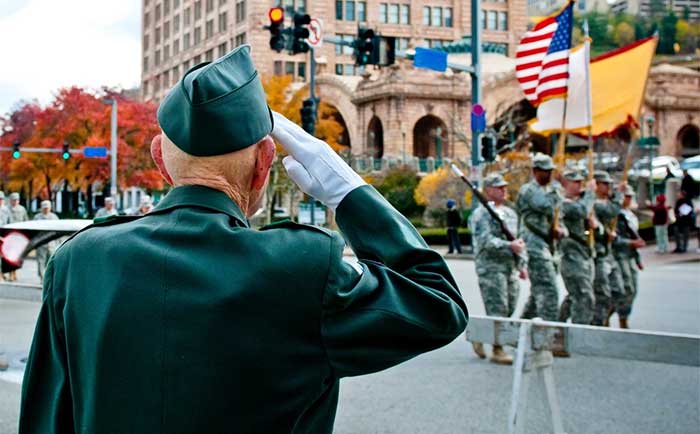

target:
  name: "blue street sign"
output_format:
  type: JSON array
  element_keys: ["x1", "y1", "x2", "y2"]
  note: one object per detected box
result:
[
  {"x1": 471, "y1": 104, "x2": 486, "y2": 133},
  {"x1": 83, "y1": 147, "x2": 108, "y2": 158},
  {"x1": 413, "y1": 47, "x2": 448, "y2": 72}
]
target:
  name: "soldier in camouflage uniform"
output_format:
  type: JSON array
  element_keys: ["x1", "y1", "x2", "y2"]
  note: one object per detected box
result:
[
  {"x1": 592, "y1": 171, "x2": 625, "y2": 326},
  {"x1": 558, "y1": 170, "x2": 597, "y2": 324},
  {"x1": 517, "y1": 154, "x2": 566, "y2": 321},
  {"x1": 469, "y1": 173, "x2": 528, "y2": 365},
  {"x1": 611, "y1": 185, "x2": 645, "y2": 328}
]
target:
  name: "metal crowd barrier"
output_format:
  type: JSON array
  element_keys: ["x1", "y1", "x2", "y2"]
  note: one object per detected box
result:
[{"x1": 466, "y1": 315, "x2": 700, "y2": 434}]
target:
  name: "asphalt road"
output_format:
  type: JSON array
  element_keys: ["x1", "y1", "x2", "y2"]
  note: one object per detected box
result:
[{"x1": 1, "y1": 254, "x2": 698, "y2": 434}]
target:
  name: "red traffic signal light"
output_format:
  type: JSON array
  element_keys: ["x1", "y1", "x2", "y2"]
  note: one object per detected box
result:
[{"x1": 269, "y1": 7, "x2": 284, "y2": 24}]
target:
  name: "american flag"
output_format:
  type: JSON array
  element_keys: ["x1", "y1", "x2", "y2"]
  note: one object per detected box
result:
[{"x1": 516, "y1": 2, "x2": 574, "y2": 106}]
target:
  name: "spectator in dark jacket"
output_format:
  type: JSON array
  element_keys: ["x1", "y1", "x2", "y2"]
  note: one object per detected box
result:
[
  {"x1": 673, "y1": 191, "x2": 694, "y2": 253},
  {"x1": 648, "y1": 194, "x2": 670, "y2": 253},
  {"x1": 681, "y1": 170, "x2": 699, "y2": 199},
  {"x1": 446, "y1": 199, "x2": 462, "y2": 254}
]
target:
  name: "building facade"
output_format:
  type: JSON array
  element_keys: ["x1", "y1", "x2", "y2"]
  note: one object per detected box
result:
[
  {"x1": 141, "y1": 0, "x2": 528, "y2": 103},
  {"x1": 610, "y1": 0, "x2": 700, "y2": 21}
]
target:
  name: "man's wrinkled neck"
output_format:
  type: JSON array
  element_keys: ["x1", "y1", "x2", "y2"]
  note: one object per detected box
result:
[{"x1": 175, "y1": 176, "x2": 250, "y2": 215}]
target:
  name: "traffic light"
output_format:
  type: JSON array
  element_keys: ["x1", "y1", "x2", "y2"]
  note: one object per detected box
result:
[
  {"x1": 292, "y1": 13, "x2": 311, "y2": 54},
  {"x1": 300, "y1": 98, "x2": 316, "y2": 134},
  {"x1": 62, "y1": 141, "x2": 70, "y2": 160},
  {"x1": 481, "y1": 135, "x2": 495, "y2": 162},
  {"x1": 355, "y1": 28, "x2": 376, "y2": 66},
  {"x1": 12, "y1": 142, "x2": 20, "y2": 159},
  {"x1": 266, "y1": 7, "x2": 285, "y2": 52}
]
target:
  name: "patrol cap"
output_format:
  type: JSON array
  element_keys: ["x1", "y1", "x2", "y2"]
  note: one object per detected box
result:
[
  {"x1": 9, "y1": 192, "x2": 19, "y2": 200},
  {"x1": 532, "y1": 153, "x2": 554, "y2": 171},
  {"x1": 593, "y1": 170, "x2": 613, "y2": 184},
  {"x1": 623, "y1": 184, "x2": 635, "y2": 197},
  {"x1": 140, "y1": 195, "x2": 152, "y2": 205},
  {"x1": 157, "y1": 45, "x2": 273, "y2": 157},
  {"x1": 562, "y1": 169, "x2": 584, "y2": 181},
  {"x1": 40, "y1": 200, "x2": 51, "y2": 209},
  {"x1": 483, "y1": 173, "x2": 509, "y2": 188}
]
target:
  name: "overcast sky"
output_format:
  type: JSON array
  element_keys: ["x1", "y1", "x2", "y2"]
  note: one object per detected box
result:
[{"x1": 0, "y1": 0, "x2": 141, "y2": 116}]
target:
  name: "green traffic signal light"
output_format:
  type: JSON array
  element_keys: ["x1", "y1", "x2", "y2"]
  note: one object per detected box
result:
[
  {"x1": 12, "y1": 150, "x2": 21, "y2": 159},
  {"x1": 62, "y1": 152, "x2": 70, "y2": 160},
  {"x1": 62, "y1": 141, "x2": 70, "y2": 160}
]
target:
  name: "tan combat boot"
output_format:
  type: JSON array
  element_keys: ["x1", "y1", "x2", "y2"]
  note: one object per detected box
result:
[
  {"x1": 619, "y1": 317, "x2": 629, "y2": 329},
  {"x1": 490, "y1": 345, "x2": 513, "y2": 365},
  {"x1": 0, "y1": 353, "x2": 8, "y2": 371},
  {"x1": 472, "y1": 342, "x2": 486, "y2": 359}
]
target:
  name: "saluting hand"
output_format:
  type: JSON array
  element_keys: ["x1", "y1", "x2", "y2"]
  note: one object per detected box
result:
[{"x1": 271, "y1": 111, "x2": 366, "y2": 210}]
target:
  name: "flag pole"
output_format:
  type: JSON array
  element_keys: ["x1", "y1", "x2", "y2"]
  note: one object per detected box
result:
[{"x1": 583, "y1": 19, "x2": 594, "y2": 180}]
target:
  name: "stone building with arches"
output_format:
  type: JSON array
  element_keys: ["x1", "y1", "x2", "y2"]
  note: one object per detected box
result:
[{"x1": 309, "y1": 57, "x2": 699, "y2": 168}]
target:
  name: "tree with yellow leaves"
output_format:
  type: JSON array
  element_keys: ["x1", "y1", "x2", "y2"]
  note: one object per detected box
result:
[{"x1": 414, "y1": 166, "x2": 468, "y2": 227}]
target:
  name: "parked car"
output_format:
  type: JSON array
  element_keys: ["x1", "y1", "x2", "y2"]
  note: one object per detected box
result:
[
  {"x1": 628, "y1": 155, "x2": 683, "y2": 181},
  {"x1": 574, "y1": 152, "x2": 622, "y2": 172},
  {"x1": 680, "y1": 155, "x2": 700, "y2": 181}
]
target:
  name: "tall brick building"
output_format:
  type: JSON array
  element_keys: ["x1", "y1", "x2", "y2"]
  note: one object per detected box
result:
[{"x1": 141, "y1": 0, "x2": 527, "y2": 103}]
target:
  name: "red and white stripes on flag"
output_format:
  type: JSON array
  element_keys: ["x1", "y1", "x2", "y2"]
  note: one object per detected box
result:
[{"x1": 516, "y1": 2, "x2": 574, "y2": 106}]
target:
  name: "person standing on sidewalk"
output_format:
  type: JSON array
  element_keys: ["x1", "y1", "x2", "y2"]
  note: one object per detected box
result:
[
  {"x1": 445, "y1": 199, "x2": 462, "y2": 254},
  {"x1": 33, "y1": 200, "x2": 59, "y2": 283},
  {"x1": 469, "y1": 173, "x2": 527, "y2": 365},
  {"x1": 647, "y1": 194, "x2": 670, "y2": 253},
  {"x1": 673, "y1": 190, "x2": 694, "y2": 253}
]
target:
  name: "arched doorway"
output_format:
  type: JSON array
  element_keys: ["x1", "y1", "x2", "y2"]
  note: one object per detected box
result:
[
  {"x1": 367, "y1": 116, "x2": 384, "y2": 158},
  {"x1": 413, "y1": 115, "x2": 448, "y2": 158},
  {"x1": 678, "y1": 124, "x2": 700, "y2": 157},
  {"x1": 323, "y1": 104, "x2": 351, "y2": 149}
]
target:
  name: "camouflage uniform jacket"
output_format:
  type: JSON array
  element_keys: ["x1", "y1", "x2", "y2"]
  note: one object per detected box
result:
[
  {"x1": 9, "y1": 205, "x2": 28, "y2": 223},
  {"x1": 613, "y1": 208, "x2": 639, "y2": 259},
  {"x1": 0, "y1": 205, "x2": 9, "y2": 226},
  {"x1": 470, "y1": 203, "x2": 527, "y2": 273},
  {"x1": 593, "y1": 195, "x2": 621, "y2": 257},
  {"x1": 561, "y1": 190, "x2": 595, "y2": 259},
  {"x1": 516, "y1": 180, "x2": 563, "y2": 258}
]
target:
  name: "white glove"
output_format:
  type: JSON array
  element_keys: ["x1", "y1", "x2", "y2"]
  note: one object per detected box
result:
[{"x1": 271, "y1": 111, "x2": 366, "y2": 210}]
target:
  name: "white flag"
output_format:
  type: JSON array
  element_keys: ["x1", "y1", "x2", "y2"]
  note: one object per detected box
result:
[{"x1": 529, "y1": 42, "x2": 592, "y2": 133}]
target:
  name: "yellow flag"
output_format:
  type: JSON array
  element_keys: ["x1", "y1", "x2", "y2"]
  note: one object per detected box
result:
[{"x1": 587, "y1": 36, "x2": 658, "y2": 137}]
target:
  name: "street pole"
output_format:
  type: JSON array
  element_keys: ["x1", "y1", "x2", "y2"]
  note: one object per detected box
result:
[
  {"x1": 105, "y1": 99, "x2": 118, "y2": 204},
  {"x1": 471, "y1": 0, "x2": 482, "y2": 182},
  {"x1": 436, "y1": 127, "x2": 442, "y2": 166},
  {"x1": 309, "y1": 47, "x2": 316, "y2": 225}
]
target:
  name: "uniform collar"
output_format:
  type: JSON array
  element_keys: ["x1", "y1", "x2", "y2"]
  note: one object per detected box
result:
[{"x1": 153, "y1": 185, "x2": 249, "y2": 227}]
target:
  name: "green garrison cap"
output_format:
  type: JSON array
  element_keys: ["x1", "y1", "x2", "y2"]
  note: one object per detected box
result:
[
  {"x1": 483, "y1": 173, "x2": 509, "y2": 188},
  {"x1": 562, "y1": 169, "x2": 584, "y2": 181},
  {"x1": 157, "y1": 45, "x2": 273, "y2": 156},
  {"x1": 532, "y1": 153, "x2": 554, "y2": 171}
]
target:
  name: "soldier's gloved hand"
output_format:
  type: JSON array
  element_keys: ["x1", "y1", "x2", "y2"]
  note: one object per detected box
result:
[{"x1": 271, "y1": 111, "x2": 366, "y2": 210}]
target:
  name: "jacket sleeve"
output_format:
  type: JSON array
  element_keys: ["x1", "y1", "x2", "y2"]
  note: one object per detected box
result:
[
  {"x1": 18, "y1": 260, "x2": 74, "y2": 434},
  {"x1": 321, "y1": 186, "x2": 468, "y2": 378}
]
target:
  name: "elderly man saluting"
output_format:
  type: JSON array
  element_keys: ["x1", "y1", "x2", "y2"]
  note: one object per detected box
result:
[{"x1": 19, "y1": 45, "x2": 468, "y2": 434}]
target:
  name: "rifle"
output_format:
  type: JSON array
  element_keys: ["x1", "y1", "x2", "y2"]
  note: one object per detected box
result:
[
  {"x1": 618, "y1": 211, "x2": 644, "y2": 269},
  {"x1": 450, "y1": 165, "x2": 524, "y2": 265}
]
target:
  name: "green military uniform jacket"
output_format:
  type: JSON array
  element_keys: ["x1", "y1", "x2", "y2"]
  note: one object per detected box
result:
[{"x1": 19, "y1": 185, "x2": 468, "y2": 434}]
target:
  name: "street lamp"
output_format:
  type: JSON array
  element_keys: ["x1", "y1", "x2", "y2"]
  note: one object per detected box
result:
[
  {"x1": 644, "y1": 114, "x2": 656, "y2": 198},
  {"x1": 102, "y1": 98, "x2": 118, "y2": 205}
]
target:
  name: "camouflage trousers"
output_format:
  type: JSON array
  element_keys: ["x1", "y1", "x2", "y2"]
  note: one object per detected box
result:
[
  {"x1": 559, "y1": 254, "x2": 595, "y2": 325},
  {"x1": 592, "y1": 255, "x2": 623, "y2": 325},
  {"x1": 613, "y1": 255, "x2": 638, "y2": 319},
  {"x1": 522, "y1": 254, "x2": 559, "y2": 321},
  {"x1": 36, "y1": 246, "x2": 51, "y2": 283},
  {"x1": 476, "y1": 269, "x2": 519, "y2": 317}
]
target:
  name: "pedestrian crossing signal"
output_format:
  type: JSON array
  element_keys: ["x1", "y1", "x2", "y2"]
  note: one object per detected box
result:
[{"x1": 12, "y1": 142, "x2": 20, "y2": 159}]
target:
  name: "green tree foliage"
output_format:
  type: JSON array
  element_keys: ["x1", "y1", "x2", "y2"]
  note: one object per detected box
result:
[
  {"x1": 659, "y1": 11, "x2": 679, "y2": 54},
  {"x1": 370, "y1": 166, "x2": 424, "y2": 218},
  {"x1": 613, "y1": 21, "x2": 635, "y2": 47}
]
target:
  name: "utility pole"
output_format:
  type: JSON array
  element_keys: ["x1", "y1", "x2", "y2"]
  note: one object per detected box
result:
[
  {"x1": 471, "y1": 0, "x2": 482, "y2": 182},
  {"x1": 104, "y1": 98, "x2": 118, "y2": 204}
]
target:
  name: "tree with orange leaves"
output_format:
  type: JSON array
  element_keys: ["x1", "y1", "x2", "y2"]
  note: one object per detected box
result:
[{"x1": 0, "y1": 87, "x2": 162, "y2": 214}]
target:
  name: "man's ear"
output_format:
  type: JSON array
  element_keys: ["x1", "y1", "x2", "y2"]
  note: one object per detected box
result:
[
  {"x1": 251, "y1": 136, "x2": 276, "y2": 191},
  {"x1": 151, "y1": 134, "x2": 174, "y2": 186}
]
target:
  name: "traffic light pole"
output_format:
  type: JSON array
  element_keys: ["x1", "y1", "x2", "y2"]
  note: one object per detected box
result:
[
  {"x1": 309, "y1": 47, "x2": 317, "y2": 225},
  {"x1": 470, "y1": 0, "x2": 482, "y2": 186}
]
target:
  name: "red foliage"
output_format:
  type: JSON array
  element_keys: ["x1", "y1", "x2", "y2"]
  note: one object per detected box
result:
[{"x1": 0, "y1": 87, "x2": 162, "y2": 197}]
